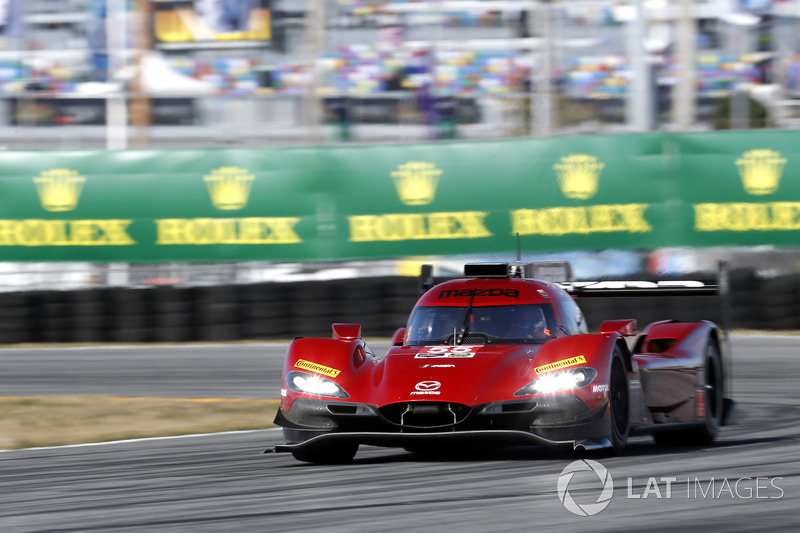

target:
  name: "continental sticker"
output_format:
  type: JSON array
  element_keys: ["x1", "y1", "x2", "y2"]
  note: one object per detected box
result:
[
  {"x1": 534, "y1": 355, "x2": 587, "y2": 374},
  {"x1": 294, "y1": 359, "x2": 341, "y2": 378}
]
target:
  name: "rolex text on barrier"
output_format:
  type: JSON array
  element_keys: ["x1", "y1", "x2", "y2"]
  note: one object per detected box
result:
[{"x1": 156, "y1": 218, "x2": 302, "y2": 245}]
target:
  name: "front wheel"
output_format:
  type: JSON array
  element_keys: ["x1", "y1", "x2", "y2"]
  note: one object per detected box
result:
[{"x1": 608, "y1": 352, "x2": 629, "y2": 455}]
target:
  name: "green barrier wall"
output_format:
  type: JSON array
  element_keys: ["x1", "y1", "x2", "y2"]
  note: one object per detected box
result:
[{"x1": 0, "y1": 130, "x2": 798, "y2": 262}]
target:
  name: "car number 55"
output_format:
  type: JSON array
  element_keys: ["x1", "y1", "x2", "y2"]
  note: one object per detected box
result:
[{"x1": 414, "y1": 346, "x2": 479, "y2": 358}]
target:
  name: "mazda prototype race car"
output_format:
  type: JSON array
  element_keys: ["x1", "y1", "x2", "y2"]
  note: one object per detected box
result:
[{"x1": 272, "y1": 262, "x2": 735, "y2": 463}]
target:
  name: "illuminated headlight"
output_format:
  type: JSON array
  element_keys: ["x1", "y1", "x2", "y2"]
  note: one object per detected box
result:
[
  {"x1": 514, "y1": 368, "x2": 598, "y2": 396},
  {"x1": 286, "y1": 371, "x2": 349, "y2": 398}
]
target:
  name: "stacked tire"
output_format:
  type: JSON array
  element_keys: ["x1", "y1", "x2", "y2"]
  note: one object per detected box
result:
[
  {"x1": 107, "y1": 287, "x2": 153, "y2": 343},
  {"x1": 729, "y1": 269, "x2": 759, "y2": 329},
  {"x1": 287, "y1": 281, "x2": 338, "y2": 338},
  {"x1": 69, "y1": 288, "x2": 109, "y2": 343},
  {"x1": 755, "y1": 274, "x2": 800, "y2": 330},
  {"x1": 151, "y1": 286, "x2": 195, "y2": 342},
  {"x1": 0, "y1": 291, "x2": 35, "y2": 344},
  {"x1": 241, "y1": 282, "x2": 292, "y2": 339},
  {"x1": 35, "y1": 290, "x2": 72, "y2": 343},
  {"x1": 195, "y1": 285, "x2": 240, "y2": 341},
  {"x1": 332, "y1": 278, "x2": 386, "y2": 337}
]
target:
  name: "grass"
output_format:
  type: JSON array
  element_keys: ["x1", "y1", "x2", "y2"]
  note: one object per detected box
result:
[{"x1": 0, "y1": 395, "x2": 279, "y2": 450}]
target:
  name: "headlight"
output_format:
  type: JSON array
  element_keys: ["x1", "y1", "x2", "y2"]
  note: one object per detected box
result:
[
  {"x1": 286, "y1": 371, "x2": 350, "y2": 398},
  {"x1": 514, "y1": 367, "x2": 598, "y2": 396}
]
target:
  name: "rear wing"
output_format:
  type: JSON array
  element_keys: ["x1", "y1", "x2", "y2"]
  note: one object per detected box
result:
[
  {"x1": 559, "y1": 280, "x2": 719, "y2": 297},
  {"x1": 556, "y1": 259, "x2": 730, "y2": 333}
]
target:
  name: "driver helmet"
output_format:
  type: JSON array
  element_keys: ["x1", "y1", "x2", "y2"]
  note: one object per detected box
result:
[{"x1": 514, "y1": 307, "x2": 547, "y2": 337}]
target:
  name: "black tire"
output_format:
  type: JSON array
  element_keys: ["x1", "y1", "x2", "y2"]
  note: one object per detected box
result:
[
  {"x1": 153, "y1": 326, "x2": 193, "y2": 343},
  {"x1": 157, "y1": 312, "x2": 192, "y2": 329},
  {"x1": 197, "y1": 302, "x2": 238, "y2": 325},
  {"x1": 696, "y1": 338, "x2": 724, "y2": 443},
  {"x1": 291, "y1": 442, "x2": 359, "y2": 464},
  {"x1": 653, "y1": 338, "x2": 723, "y2": 446},
  {"x1": 608, "y1": 351, "x2": 629, "y2": 455},
  {"x1": 242, "y1": 318, "x2": 290, "y2": 338},
  {"x1": 242, "y1": 301, "x2": 288, "y2": 320},
  {"x1": 71, "y1": 327, "x2": 106, "y2": 343},
  {"x1": 111, "y1": 327, "x2": 151, "y2": 343},
  {"x1": 198, "y1": 323, "x2": 240, "y2": 342}
]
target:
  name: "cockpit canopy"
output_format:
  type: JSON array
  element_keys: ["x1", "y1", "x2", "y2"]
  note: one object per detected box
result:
[{"x1": 405, "y1": 303, "x2": 557, "y2": 346}]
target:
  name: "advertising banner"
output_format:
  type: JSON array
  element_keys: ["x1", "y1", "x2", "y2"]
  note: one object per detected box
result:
[
  {"x1": 0, "y1": 130, "x2": 798, "y2": 262},
  {"x1": 677, "y1": 130, "x2": 800, "y2": 247},
  {"x1": 0, "y1": 148, "x2": 320, "y2": 261}
]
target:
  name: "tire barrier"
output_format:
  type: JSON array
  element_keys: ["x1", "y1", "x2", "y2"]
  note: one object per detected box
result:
[
  {"x1": 0, "y1": 291, "x2": 36, "y2": 345},
  {"x1": 0, "y1": 269, "x2": 796, "y2": 344},
  {"x1": 152, "y1": 286, "x2": 195, "y2": 343},
  {"x1": 69, "y1": 289, "x2": 110, "y2": 343},
  {"x1": 195, "y1": 285, "x2": 241, "y2": 342},
  {"x1": 107, "y1": 287, "x2": 153, "y2": 343}
]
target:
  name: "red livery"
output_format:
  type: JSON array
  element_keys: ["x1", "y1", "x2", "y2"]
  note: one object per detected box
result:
[{"x1": 273, "y1": 262, "x2": 734, "y2": 463}]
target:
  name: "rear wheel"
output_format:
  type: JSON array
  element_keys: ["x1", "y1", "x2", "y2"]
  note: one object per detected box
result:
[
  {"x1": 291, "y1": 442, "x2": 359, "y2": 464},
  {"x1": 608, "y1": 352, "x2": 629, "y2": 454},
  {"x1": 697, "y1": 338, "x2": 724, "y2": 443},
  {"x1": 654, "y1": 338, "x2": 723, "y2": 446}
]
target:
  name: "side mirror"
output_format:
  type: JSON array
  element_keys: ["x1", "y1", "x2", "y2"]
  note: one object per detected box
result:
[
  {"x1": 332, "y1": 323, "x2": 361, "y2": 340},
  {"x1": 599, "y1": 319, "x2": 637, "y2": 337},
  {"x1": 391, "y1": 327, "x2": 406, "y2": 346}
]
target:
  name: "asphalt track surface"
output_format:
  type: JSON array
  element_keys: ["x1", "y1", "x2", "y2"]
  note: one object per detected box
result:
[{"x1": 1, "y1": 334, "x2": 798, "y2": 532}]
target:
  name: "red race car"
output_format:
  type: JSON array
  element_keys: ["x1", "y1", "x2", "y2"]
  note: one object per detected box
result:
[{"x1": 272, "y1": 262, "x2": 735, "y2": 463}]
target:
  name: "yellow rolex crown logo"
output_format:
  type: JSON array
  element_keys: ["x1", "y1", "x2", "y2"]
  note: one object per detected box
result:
[
  {"x1": 33, "y1": 168, "x2": 86, "y2": 212},
  {"x1": 553, "y1": 154, "x2": 604, "y2": 200},
  {"x1": 203, "y1": 167, "x2": 255, "y2": 210},
  {"x1": 391, "y1": 161, "x2": 442, "y2": 206},
  {"x1": 736, "y1": 149, "x2": 786, "y2": 196}
]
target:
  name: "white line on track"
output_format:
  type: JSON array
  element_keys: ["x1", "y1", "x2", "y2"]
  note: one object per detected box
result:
[{"x1": 0, "y1": 427, "x2": 283, "y2": 454}]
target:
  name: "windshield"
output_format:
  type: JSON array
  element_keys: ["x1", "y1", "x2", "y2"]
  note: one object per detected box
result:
[{"x1": 405, "y1": 304, "x2": 556, "y2": 346}]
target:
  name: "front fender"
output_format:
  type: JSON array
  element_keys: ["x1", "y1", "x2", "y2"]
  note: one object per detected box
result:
[
  {"x1": 284, "y1": 337, "x2": 371, "y2": 374},
  {"x1": 532, "y1": 333, "x2": 621, "y2": 380},
  {"x1": 281, "y1": 336, "x2": 376, "y2": 412},
  {"x1": 522, "y1": 334, "x2": 625, "y2": 411}
]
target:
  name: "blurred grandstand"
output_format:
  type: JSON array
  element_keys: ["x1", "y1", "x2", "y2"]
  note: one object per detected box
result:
[{"x1": 0, "y1": 0, "x2": 796, "y2": 150}]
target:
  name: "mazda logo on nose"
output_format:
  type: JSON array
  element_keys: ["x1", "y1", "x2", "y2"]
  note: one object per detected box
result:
[{"x1": 415, "y1": 381, "x2": 441, "y2": 391}]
